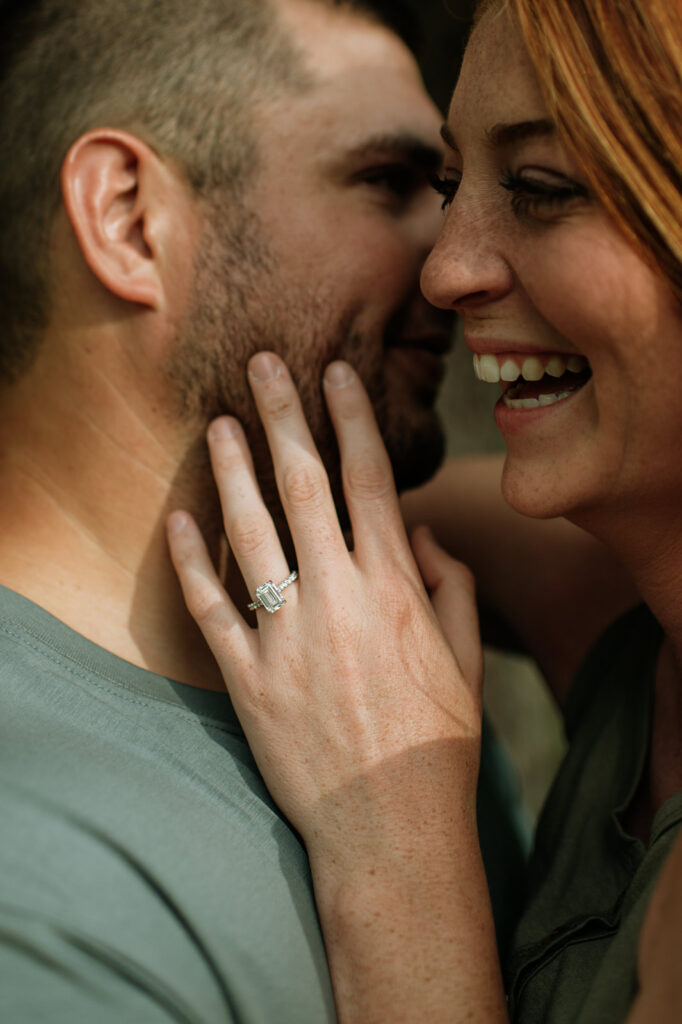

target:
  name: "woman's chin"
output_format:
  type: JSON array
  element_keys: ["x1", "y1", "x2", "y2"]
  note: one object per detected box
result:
[{"x1": 500, "y1": 456, "x2": 589, "y2": 522}]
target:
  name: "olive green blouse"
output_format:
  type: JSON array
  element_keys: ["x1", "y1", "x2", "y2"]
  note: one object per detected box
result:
[{"x1": 506, "y1": 605, "x2": 682, "y2": 1023}]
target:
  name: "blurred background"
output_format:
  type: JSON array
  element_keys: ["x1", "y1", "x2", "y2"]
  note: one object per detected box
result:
[{"x1": 402, "y1": 0, "x2": 567, "y2": 822}]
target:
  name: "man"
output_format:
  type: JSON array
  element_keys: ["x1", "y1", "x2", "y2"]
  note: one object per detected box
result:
[{"x1": 0, "y1": 0, "x2": 530, "y2": 1019}]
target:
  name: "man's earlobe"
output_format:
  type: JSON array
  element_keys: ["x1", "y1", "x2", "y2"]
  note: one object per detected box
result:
[{"x1": 61, "y1": 129, "x2": 167, "y2": 309}]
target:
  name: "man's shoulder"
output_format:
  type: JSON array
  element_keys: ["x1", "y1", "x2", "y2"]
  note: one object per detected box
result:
[
  {"x1": 0, "y1": 587, "x2": 304, "y2": 889},
  {"x1": 0, "y1": 589, "x2": 336, "y2": 1023}
]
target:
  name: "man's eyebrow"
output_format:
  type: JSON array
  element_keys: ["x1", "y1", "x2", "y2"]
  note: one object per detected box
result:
[
  {"x1": 345, "y1": 133, "x2": 444, "y2": 170},
  {"x1": 486, "y1": 119, "x2": 556, "y2": 147}
]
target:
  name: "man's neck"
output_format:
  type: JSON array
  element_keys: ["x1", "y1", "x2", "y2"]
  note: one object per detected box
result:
[{"x1": 0, "y1": 361, "x2": 243, "y2": 692}]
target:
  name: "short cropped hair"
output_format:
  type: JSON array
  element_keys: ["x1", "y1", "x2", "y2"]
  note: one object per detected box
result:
[{"x1": 0, "y1": 0, "x2": 418, "y2": 383}]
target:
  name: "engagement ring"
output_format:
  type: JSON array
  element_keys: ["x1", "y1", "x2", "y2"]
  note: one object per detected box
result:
[{"x1": 247, "y1": 570, "x2": 299, "y2": 613}]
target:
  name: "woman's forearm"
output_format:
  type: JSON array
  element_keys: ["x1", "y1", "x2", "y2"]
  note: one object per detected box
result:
[{"x1": 310, "y1": 835, "x2": 507, "y2": 1024}]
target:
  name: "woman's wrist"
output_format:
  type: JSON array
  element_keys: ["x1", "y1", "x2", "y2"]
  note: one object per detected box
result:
[
  {"x1": 297, "y1": 741, "x2": 481, "y2": 889},
  {"x1": 309, "y1": 832, "x2": 507, "y2": 1024}
]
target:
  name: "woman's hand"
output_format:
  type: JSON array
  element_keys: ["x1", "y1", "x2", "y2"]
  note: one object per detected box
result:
[
  {"x1": 166, "y1": 352, "x2": 506, "y2": 1023},
  {"x1": 167, "y1": 353, "x2": 481, "y2": 861}
]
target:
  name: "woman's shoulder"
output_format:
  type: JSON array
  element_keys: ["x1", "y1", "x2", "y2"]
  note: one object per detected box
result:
[{"x1": 563, "y1": 603, "x2": 662, "y2": 739}]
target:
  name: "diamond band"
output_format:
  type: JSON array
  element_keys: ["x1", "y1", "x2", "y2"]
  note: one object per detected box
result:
[{"x1": 247, "y1": 570, "x2": 298, "y2": 613}]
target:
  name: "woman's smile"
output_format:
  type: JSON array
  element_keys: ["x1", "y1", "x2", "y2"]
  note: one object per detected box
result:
[{"x1": 421, "y1": 3, "x2": 682, "y2": 526}]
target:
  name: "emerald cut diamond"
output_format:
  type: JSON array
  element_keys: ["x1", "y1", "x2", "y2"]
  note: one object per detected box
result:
[
  {"x1": 254, "y1": 581, "x2": 286, "y2": 613},
  {"x1": 247, "y1": 570, "x2": 298, "y2": 613}
]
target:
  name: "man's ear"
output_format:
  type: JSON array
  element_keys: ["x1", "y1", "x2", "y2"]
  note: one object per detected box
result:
[{"x1": 61, "y1": 129, "x2": 187, "y2": 310}]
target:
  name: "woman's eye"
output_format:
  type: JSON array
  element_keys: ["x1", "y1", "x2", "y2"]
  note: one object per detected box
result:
[
  {"x1": 429, "y1": 171, "x2": 462, "y2": 211},
  {"x1": 500, "y1": 169, "x2": 590, "y2": 220}
]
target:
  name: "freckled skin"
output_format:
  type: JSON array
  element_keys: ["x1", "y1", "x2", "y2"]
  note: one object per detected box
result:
[{"x1": 421, "y1": 6, "x2": 682, "y2": 532}]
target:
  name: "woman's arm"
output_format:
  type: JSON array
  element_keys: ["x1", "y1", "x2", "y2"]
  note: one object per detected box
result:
[
  {"x1": 167, "y1": 354, "x2": 507, "y2": 1023},
  {"x1": 402, "y1": 456, "x2": 640, "y2": 706}
]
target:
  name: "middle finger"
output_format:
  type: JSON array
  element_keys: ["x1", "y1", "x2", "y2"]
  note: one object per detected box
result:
[{"x1": 247, "y1": 352, "x2": 349, "y2": 573}]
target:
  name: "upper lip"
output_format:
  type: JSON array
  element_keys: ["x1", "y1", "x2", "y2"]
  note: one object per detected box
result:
[{"x1": 464, "y1": 335, "x2": 581, "y2": 358}]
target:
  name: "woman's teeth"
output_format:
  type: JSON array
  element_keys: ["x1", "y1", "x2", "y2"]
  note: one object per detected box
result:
[
  {"x1": 473, "y1": 352, "x2": 588, "y2": 384},
  {"x1": 502, "y1": 388, "x2": 574, "y2": 410},
  {"x1": 472, "y1": 352, "x2": 591, "y2": 411}
]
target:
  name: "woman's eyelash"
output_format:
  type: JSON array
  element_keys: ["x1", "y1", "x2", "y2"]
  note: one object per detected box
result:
[
  {"x1": 429, "y1": 172, "x2": 461, "y2": 210},
  {"x1": 429, "y1": 169, "x2": 590, "y2": 217},
  {"x1": 499, "y1": 170, "x2": 590, "y2": 216}
]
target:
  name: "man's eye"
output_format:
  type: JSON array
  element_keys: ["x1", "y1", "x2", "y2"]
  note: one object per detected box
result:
[
  {"x1": 361, "y1": 165, "x2": 422, "y2": 199},
  {"x1": 499, "y1": 169, "x2": 590, "y2": 220},
  {"x1": 429, "y1": 172, "x2": 461, "y2": 211}
]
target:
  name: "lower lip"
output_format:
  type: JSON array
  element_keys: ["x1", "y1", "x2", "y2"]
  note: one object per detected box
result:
[{"x1": 493, "y1": 379, "x2": 590, "y2": 436}]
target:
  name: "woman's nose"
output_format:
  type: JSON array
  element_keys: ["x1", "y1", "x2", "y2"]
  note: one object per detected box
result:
[{"x1": 421, "y1": 201, "x2": 513, "y2": 313}]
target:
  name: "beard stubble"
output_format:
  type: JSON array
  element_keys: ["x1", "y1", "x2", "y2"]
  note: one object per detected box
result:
[{"x1": 166, "y1": 200, "x2": 445, "y2": 541}]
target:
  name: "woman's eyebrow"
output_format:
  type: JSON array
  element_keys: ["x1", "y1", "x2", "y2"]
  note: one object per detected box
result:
[
  {"x1": 486, "y1": 119, "x2": 556, "y2": 147},
  {"x1": 440, "y1": 118, "x2": 556, "y2": 153}
]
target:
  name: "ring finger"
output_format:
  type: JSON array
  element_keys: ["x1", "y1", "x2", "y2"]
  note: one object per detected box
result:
[{"x1": 206, "y1": 416, "x2": 292, "y2": 615}]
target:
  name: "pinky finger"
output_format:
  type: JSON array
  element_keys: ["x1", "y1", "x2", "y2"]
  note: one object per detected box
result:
[
  {"x1": 166, "y1": 510, "x2": 253, "y2": 666},
  {"x1": 411, "y1": 525, "x2": 483, "y2": 691}
]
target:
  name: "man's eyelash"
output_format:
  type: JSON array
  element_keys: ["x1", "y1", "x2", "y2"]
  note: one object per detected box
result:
[
  {"x1": 499, "y1": 170, "x2": 590, "y2": 216},
  {"x1": 429, "y1": 172, "x2": 461, "y2": 210}
]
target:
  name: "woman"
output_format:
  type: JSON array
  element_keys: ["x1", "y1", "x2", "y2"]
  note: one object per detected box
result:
[{"x1": 167, "y1": 0, "x2": 682, "y2": 1020}]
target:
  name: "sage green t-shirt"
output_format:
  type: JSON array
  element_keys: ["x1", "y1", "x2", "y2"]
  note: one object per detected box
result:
[
  {"x1": 506, "y1": 605, "x2": 682, "y2": 1023},
  {"x1": 0, "y1": 585, "x2": 336, "y2": 1023},
  {"x1": 0, "y1": 583, "x2": 528, "y2": 1022}
]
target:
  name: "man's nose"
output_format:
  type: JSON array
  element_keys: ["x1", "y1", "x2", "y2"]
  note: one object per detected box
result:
[{"x1": 420, "y1": 198, "x2": 513, "y2": 312}]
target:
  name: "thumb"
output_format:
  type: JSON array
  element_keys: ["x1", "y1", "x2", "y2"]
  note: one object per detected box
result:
[{"x1": 411, "y1": 525, "x2": 483, "y2": 689}]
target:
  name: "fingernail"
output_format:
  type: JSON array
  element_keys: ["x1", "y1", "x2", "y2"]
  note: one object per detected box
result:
[
  {"x1": 324, "y1": 361, "x2": 354, "y2": 389},
  {"x1": 167, "y1": 511, "x2": 189, "y2": 536},
  {"x1": 248, "y1": 352, "x2": 281, "y2": 382},
  {"x1": 208, "y1": 417, "x2": 239, "y2": 441}
]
